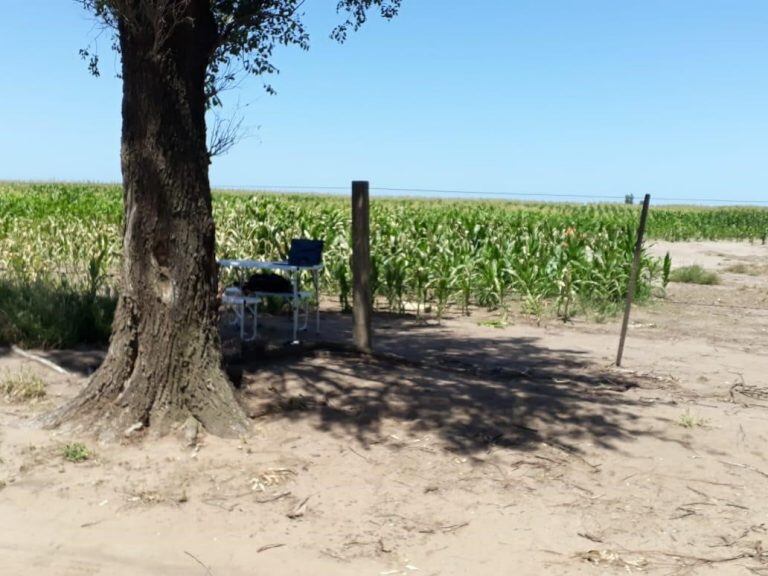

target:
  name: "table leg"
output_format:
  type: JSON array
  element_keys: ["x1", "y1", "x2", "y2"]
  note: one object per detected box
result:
[
  {"x1": 244, "y1": 299, "x2": 258, "y2": 341},
  {"x1": 313, "y1": 269, "x2": 320, "y2": 333},
  {"x1": 239, "y1": 299, "x2": 245, "y2": 341},
  {"x1": 292, "y1": 269, "x2": 299, "y2": 343}
]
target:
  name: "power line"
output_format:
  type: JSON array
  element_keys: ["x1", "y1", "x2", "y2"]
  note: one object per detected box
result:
[
  {"x1": 6, "y1": 180, "x2": 766, "y2": 205},
  {"x1": 372, "y1": 187, "x2": 619, "y2": 200},
  {"x1": 653, "y1": 197, "x2": 768, "y2": 205},
  {"x1": 376, "y1": 188, "x2": 768, "y2": 205},
  {"x1": 217, "y1": 184, "x2": 625, "y2": 200},
  {"x1": 213, "y1": 184, "x2": 768, "y2": 206},
  {"x1": 216, "y1": 184, "x2": 348, "y2": 191}
]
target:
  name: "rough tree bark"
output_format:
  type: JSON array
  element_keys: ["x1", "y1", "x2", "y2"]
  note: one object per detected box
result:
[{"x1": 46, "y1": 0, "x2": 248, "y2": 438}]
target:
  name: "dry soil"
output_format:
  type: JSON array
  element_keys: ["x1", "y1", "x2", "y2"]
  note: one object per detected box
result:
[{"x1": 1, "y1": 240, "x2": 767, "y2": 575}]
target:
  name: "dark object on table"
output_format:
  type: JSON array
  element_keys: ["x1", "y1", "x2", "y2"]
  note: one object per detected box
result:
[{"x1": 243, "y1": 273, "x2": 292, "y2": 294}]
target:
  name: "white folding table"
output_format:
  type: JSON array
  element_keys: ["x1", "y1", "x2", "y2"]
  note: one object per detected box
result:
[{"x1": 218, "y1": 259, "x2": 323, "y2": 343}]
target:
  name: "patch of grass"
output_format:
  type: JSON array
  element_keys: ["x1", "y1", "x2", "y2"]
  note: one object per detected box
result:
[
  {"x1": 0, "y1": 277, "x2": 116, "y2": 348},
  {"x1": 1, "y1": 369, "x2": 46, "y2": 403},
  {"x1": 668, "y1": 265, "x2": 720, "y2": 285},
  {"x1": 477, "y1": 319, "x2": 509, "y2": 329},
  {"x1": 723, "y1": 262, "x2": 765, "y2": 276},
  {"x1": 62, "y1": 442, "x2": 91, "y2": 463},
  {"x1": 584, "y1": 299, "x2": 624, "y2": 323},
  {"x1": 678, "y1": 410, "x2": 707, "y2": 429}
]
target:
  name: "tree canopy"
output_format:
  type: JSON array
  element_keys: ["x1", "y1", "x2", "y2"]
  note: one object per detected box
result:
[{"x1": 79, "y1": 0, "x2": 402, "y2": 104}]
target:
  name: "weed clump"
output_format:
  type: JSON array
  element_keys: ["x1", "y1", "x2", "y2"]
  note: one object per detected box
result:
[
  {"x1": 668, "y1": 265, "x2": 720, "y2": 285},
  {"x1": 1, "y1": 369, "x2": 46, "y2": 403},
  {"x1": 678, "y1": 409, "x2": 707, "y2": 429},
  {"x1": 62, "y1": 443, "x2": 91, "y2": 463},
  {"x1": 723, "y1": 262, "x2": 765, "y2": 276}
]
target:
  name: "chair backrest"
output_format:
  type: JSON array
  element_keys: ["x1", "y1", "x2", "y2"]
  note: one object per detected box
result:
[{"x1": 288, "y1": 238, "x2": 324, "y2": 266}]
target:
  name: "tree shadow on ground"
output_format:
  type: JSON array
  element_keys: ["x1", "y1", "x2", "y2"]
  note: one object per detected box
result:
[
  {"x1": 0, "y1": 345, "x2": 106, "y2": 376},
  {"x1": 239, "y1": 315, "x2": 670, "y2": 458},
  {"x1": 254, "y1": 309, "x2": 622, "y2": 380},
  {"x1": 39, "y1": 348, "x2": 106, "y2": 375}
]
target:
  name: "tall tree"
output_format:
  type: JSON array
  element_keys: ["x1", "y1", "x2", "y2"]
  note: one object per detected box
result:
[{"x1": 48, "y1": 0, "x2": 401, "y2": 438}]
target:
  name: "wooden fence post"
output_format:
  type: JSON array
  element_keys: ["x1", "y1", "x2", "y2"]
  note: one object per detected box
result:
[
  {"x1": 352, "y1": 181, "x2": 373, "y2": 353},
  {"x1": 616, "y1": 193, "x2": 651, "y2": 367}
]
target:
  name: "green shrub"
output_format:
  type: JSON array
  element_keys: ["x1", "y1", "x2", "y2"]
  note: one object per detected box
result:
[
  {"x1": 62, "y1": 443, "x2": 91, "y2": 463},
  {"x1": 668, "y1": 265, "x2": 720, "y2": 285}
]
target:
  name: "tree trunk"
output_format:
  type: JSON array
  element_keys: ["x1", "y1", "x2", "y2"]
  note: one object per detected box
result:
[{"x1": 46, "y1": 0, "x2": 247, "y2": 438}]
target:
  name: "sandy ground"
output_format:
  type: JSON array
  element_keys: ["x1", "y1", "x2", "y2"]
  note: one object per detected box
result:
[{"x1": 1, "y1": 240, "x2": 767, "y2": 575}]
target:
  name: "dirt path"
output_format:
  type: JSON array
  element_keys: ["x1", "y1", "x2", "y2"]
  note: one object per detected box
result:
[{"x1": 1, "y1": 240, "x2": 767, "y2": 575}]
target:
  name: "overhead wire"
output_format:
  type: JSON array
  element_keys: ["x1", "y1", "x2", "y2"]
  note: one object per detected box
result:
[{"x1": 213, "y1": 184, "x2": 768, "y2": 205}]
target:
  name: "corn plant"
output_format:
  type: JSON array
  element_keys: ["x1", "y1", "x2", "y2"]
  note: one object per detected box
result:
[{"x1": 2, "y1": 182, "x2": 768, "y2": 346}]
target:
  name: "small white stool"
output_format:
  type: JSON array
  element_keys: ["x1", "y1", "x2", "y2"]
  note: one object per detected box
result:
[{"x1": 222, "y1": 288, "x2": 260, "y2": 341}]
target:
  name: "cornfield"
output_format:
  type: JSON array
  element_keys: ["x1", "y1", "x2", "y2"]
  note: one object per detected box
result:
[{"x1": 1, "y1": 182, "x2": 766, "y2": 346}]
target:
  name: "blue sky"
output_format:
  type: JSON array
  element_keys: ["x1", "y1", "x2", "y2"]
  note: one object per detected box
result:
[{"x1": 1, "y1": 0, "x2": 766, "y2": 204}]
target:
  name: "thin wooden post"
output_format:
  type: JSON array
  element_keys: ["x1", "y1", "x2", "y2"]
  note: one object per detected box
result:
[
  {"x1": 352, "y1": 181, "x2": 373, "y2": 353},
  {"x1": 616, "y1": 193, "x2": 651, "y2": 367}
]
